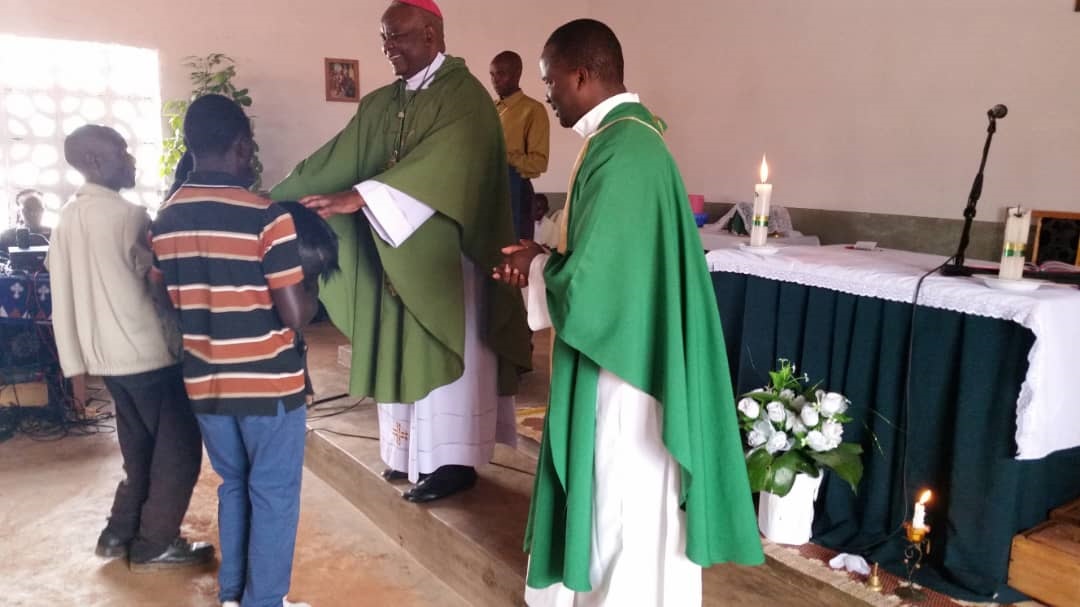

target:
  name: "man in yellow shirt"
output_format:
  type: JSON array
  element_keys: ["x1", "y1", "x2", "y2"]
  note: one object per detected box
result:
[{"x1": 490, "y1": 50, "x2": 549, "y2": 240}]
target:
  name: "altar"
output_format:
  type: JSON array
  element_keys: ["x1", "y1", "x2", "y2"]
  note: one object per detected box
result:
[{"x1": 708, "y1": 245, "x2": 1080, "y2": 601}]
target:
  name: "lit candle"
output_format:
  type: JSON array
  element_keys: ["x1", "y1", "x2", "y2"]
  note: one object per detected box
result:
[
  {"x1": 998, "y1": 207, "x2": 1031, "y2": 281},
  {"x1": 750, "y1": 154, "x2": 773, "y2": 247},
  {"x1": 913, "y1": 490, "x2": 932, "y2": 530}
]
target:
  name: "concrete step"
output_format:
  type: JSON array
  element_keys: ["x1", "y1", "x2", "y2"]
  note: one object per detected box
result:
[
  {"x1": 304, "y1": 404, "x2": 877, "y2": 607},
  {"x1": 305, "y1": 404, "x2": 533, "y2": 607}
]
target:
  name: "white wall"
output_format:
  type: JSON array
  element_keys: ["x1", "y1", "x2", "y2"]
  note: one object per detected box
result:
[
  {"x1": 594, "y1": 0, "x2": 1080, "y2": 219},
  {"x1": 5, "y1": 0, "x2": 583, "y2": 191},
  {"x1": 9, "y1": 0, "x2": 1080, "y2": 219}
]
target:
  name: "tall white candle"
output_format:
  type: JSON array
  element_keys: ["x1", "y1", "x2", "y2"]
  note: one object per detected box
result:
[
  {"x1": 913, "y1": 490, "x2": 932, "y2": 530},
  {"x1": 998, "y1": 207, "x2": 1031, "y2": 281},
  {"x1": 913, "y1": 503, "x2": 926, "y2": 530},
  {"x1": 750, "y1": 155, "x2": 772, "y2": 247}
]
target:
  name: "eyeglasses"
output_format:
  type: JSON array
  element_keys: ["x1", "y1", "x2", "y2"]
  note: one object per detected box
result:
[{"x1": 380, "y1": 28, "x2": 423, "y2": 44}]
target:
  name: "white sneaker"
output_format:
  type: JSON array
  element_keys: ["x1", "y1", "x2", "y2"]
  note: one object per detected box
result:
[{"x1": 221, "y1": 603, "x2": 239, "y2": 607}]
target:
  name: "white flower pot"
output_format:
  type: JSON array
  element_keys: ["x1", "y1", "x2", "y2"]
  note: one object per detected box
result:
[{"x1": 757, "y1": 473, "x2": 824, "y2": 545}]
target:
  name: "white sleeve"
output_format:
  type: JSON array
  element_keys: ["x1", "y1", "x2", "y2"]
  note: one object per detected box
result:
[
  {"x1": 523, "y1": 252, "x2": 552, "y2": 331},
  {"x1": 355, "y1": 180, "x2": 436, "y2": 248}
]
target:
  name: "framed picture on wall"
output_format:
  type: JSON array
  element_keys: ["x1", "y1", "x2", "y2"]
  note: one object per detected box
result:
[{"x1": 325, "y1": 58, "x2": 360, "y2": 102}]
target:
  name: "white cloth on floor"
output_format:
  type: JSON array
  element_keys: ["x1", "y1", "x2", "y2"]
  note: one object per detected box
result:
[
  {"x1": 828, "y1": 553, "x2": 871, "y2": 576},
  {"x1": 521, "y1": 254, "x2": 701, "y2": 607},
  {"x1": 363, "y1": 182, "x2": 515, "y2": 483}
]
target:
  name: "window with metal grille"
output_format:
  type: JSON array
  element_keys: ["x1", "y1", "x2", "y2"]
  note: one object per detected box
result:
[{"x1": 0, "y1": 34, "x2": 163, "y2": 229}]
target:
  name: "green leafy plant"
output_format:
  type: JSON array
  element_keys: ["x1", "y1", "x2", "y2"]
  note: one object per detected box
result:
[
  {"x1": 736, "y1": 360, "x2": 864, "y2": 497},
  {"x1": 160, "y1": 53, "x2": 261, "y2": 189}
]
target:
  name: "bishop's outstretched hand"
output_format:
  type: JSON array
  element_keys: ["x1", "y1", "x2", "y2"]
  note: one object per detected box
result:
[{"x1": 300, "y1": 190, "x2": 365, "y2": 219}]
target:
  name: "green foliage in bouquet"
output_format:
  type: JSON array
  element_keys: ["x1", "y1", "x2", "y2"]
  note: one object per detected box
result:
[{"x1": 736, "y1": 360, "x2": 864, "y2": 497}]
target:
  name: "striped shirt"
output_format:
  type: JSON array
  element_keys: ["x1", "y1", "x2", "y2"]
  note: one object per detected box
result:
[{"x1": 151, "y1": 172, "x2": 306, "y2": 416}]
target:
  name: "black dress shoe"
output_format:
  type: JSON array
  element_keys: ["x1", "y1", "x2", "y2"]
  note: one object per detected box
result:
[
  {"x1": 382, "y1": 468, "x2": 408, "y2": 481},
  {"x1": 129, "y1": 537, "x2": 215, "y2": 572},
  {"x1": 402, "y1": 465, "x2": 477, "y2": 503},
  {"x1": 95, "y1": 528, "x2": 130, "y2": 559},
  {"x1": 382, "y1": 468, "x2": 430, "y2": 482}
]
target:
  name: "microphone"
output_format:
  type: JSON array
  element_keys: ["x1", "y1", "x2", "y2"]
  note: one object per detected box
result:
[{"x1": 943, "y1": 103, "x2": 1008, "y2": 276}]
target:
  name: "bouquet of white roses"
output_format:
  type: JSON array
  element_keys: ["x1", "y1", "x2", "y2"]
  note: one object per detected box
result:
[{"x1": 736, "y1": 360, "x2": 863, "y2": 497}]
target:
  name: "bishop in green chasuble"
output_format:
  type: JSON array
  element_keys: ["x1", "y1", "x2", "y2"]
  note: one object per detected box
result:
[{"x1": 272, "y1": 1, "x2": 530, "y2": 499}]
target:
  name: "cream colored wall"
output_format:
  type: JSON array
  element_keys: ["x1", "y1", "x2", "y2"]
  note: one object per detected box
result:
[
  {"x1": 7, "y1": 0, "x2": 582, "y2": 190},
  {"x1": 591, "y1": 0, "x2": 1080, "y2": 219},
  {"x1": 9, "y1": 1, "x2": 1079, "y2": 219}
]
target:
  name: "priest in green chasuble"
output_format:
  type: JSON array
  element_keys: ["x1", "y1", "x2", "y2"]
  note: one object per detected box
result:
[
  {"x1": 493, "y1": 19, "x2": 764, "y2": 606},
  {"x1": 271, "y1": 0, "x2": 530, "y2": 502}
]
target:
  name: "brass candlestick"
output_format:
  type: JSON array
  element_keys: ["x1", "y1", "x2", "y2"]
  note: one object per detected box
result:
[
  {"x1": 895, "y1": 522, "x2": 931, "y2": 602},
  {"x1": 866, "y1": 562, "x2": 883, "y2": 592}
]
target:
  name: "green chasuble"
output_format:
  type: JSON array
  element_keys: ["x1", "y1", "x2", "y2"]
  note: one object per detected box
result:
[
  {"x1": 271, "y1": 56, "x2": 530, "y2": 403},
  {"x1": 525, "y1": 102, "x2": 765, "y2": 591}
]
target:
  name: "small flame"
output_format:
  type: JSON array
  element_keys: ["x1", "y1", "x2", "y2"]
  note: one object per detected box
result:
[
  {"x1": 918, "y1": 489, "x2": 932, "y2": 505},
  {"x1": 759, "y1": 154, "x2": 769, "y2": 184}
]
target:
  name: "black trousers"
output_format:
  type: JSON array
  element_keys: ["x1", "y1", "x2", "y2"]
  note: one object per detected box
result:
[{"x1": 102, "y1": 364, "x2": 202, "y2": 560}]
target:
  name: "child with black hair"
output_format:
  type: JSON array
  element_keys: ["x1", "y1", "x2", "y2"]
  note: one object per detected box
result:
[{"x1": 277, "y1": 200, "x2": 340, "y2": 405}]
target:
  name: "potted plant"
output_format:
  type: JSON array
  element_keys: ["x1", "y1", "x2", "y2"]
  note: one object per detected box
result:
[
  {"x1": 736, "y1": 359, "x2": 864, "y2": 544},
  {"x1": 160, "y1": 53, "x2": 261, "y2": 190}
]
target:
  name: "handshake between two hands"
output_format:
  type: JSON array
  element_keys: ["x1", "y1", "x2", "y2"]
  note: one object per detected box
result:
[{"x1": 491, "y1": 239, "x2": 546, "y2": 288}]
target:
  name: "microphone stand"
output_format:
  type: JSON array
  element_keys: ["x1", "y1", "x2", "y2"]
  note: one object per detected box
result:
[{"x1": 941, "y1": 113, "x2": 999, "y2": 276}]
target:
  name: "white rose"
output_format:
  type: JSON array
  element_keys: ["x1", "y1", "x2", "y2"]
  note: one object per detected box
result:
[
  {"x1": 747, "y1": 429, "x2": 767, "y2": 448},
  {"x1": 784, "y1": 410, "x2": 796, "y2": 431},
  {"x1": 751, "y1": 387, "x2": 767, "y2": 394},
  {"x1": 766, "y1": 401, "x2": 787, "y2": 423},
  {"x1": 820, "y1": 392, "x2": 849, "y2": 416},
  {"x1": 800, "y1": 405, "x2": 820, "y2": 428},
  {"x1": 790, "y1": 418, "x2": 808, "y2": 436},
  {"x1": 766, "y1": 431, "x2": 791, "y2": 454},
  {"x1": 805, "y1": 430, "x2": 831, "y2": 452},
  {"x1": 748, "y1": 419, "x2": 775, "y2": 448},
  {"x1": 779, "y1": 389, "x2": 796, "y2": 401},
  {"x1": 792, "y1": 395, "x2": 808, "y2": 410},
  {"x1": 822, "y1": 419, "x2": 844, "y2": 444},
  {"x1": 737, "y1": 398, "x2": 760, "y2": 420}
]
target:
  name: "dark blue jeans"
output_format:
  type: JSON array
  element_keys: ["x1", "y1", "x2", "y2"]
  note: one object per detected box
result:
[
  {"x1": 197, "y1": 401, "x2": 306, "y2": 607},
  {"x1": 508, "y1": 167, "x2": 535, "y2": 241}
]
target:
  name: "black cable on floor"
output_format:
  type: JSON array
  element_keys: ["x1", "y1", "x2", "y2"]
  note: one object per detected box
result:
[
  {"x1": 307, "y1": 392, "x2": 350, "y2": 407},
  {"x1": 306, "y1": 427, "x2": 379, "y2": 441},
  {"x1": 306, "y1": 400, "x2": 365, "y2": 420}
]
